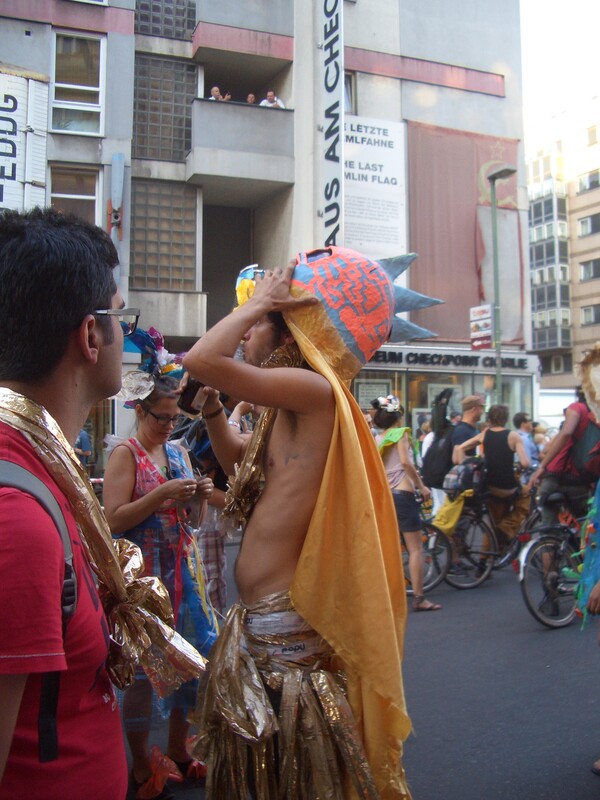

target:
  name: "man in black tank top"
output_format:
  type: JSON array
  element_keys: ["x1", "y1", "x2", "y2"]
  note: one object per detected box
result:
[{"x1": 455, "y1": 404, "x2": 530, "y2": 540}]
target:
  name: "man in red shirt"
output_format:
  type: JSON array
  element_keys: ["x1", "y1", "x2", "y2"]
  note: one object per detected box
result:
[{"x1": 0, "y1": 209, "x2": 130, "y2": 799}]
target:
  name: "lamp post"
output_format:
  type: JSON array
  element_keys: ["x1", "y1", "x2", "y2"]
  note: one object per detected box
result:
[{"x1": 487, "y1": 164, "x2": 517, "y2": 404}]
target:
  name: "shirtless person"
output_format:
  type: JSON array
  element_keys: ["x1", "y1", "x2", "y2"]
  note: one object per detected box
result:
[
  {"x1": 184, "y1": 250, "x2": 437, "y2": 799},
  {"x1": 186, "y1": 282, "x2": 329, "y2": 603}
]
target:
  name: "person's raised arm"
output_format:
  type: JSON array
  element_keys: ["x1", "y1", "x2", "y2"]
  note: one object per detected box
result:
[
  {"x1": 452, "y1": 433, "x2": 482, "y2": 464},
  {"x1": 183, "y1": 265, "x2": 328, "y2": 415}
]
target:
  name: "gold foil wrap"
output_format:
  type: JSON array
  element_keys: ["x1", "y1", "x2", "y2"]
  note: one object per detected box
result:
[
  {"x1": 189, "y1": 591, "x2": 380, "y2": 800},
  {"x1": 0, "y1": 389, "x2": 206, "y2": 693}
]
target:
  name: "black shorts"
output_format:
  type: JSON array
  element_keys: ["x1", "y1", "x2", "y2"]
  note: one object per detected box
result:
[{"x1": 392, "y1": 489, "x2": 421, "y2": 532}]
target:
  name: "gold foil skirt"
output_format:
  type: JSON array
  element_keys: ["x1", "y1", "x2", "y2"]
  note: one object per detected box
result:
[{"x1": 190, "y1": 591, "x2": 380, "y2": 799}]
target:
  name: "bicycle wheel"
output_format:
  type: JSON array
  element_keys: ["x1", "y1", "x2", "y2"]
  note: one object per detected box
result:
[
  {"x1": 445, "y1": 515, "x2": 498, "y2": 589},
  {"x1": 402, "y1": 523, "x2": 451, "y2": 595},
  {"x1": 520, "y1": 535, "x2": 579, "y2": 628}
]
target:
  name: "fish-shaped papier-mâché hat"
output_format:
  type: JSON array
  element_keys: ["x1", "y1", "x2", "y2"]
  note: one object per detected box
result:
[{"x1": 235, "y1": 246, "x2": 442, "y2": 382}]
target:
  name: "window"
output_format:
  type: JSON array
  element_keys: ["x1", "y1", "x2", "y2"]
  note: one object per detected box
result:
[
  {"x1": 559, "y1": 265, "x2": 569, "y2": 282},
  {"x1": 582, "y1": 305, "x2": 600, "y2": 325},
  {"x1": 135, "y1": 0, "x2": 196, "y2": 41},
  {"x1": 133, "y1": 55, "x2": 197, "y2": 161},
  {"x1": 588, "y1": 125, "x2": 598, "y2": 147},
  {"x1": 344, "y1": 72, "x2": 356, "y2": 115},
  {"x1": 52, "y1": 33, "x2": 104, "y2": 134},
  {"x1": 556, "y1": 196, "x2": 567, "y2": 220},
  {"x1": 50, "y1": 167, "x2": 99, "y2": 224},
  {"x1": 560, "y1": 309, "x2": 571, "y2": 325},
  {"x1": 581, "y1": 258, "x2": 600, "y2": 281},
  {"x1": 579, "y1": 213, "x2": 600, "y2": 237},
  {"x1": 130, "y1": 179, "x2": 197, "y2": 291},
  {"x1": 550, "y1": 354, "x2": 573, "y2": 374},
  {"x1": 579, "y1": 169, "x2": 600, "y2": 193}
]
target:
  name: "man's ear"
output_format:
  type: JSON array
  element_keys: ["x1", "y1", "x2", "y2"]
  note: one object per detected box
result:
[{"x1": 78, "y1": 315, "x2": 101, "y2": 364}]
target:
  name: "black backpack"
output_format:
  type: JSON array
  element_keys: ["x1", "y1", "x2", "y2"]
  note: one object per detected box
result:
[
  {"x1": 421, "y1": 425, "x2": 455, "y2": 489},
  {"x1": 0, "y1": 459, "x2": 76, "y2": 763}
]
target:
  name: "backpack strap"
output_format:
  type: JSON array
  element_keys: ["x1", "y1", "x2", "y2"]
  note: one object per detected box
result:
[{"x1": 0, "y1": 459, "x2": 76, "y2": 763}]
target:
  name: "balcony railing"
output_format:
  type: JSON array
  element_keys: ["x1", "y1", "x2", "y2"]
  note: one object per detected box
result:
[{"x1": 186, "y1": 99, "x2": 294, "y2": 205}]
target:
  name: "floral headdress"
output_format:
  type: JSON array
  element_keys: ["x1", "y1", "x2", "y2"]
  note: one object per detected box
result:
[{"x1": 116, "y1": 326, "x2": 185, "y2": 407}]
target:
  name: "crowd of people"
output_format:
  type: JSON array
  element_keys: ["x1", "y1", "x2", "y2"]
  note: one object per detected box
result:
[{"x1": 3, "y1": 207, "x2": 600, "y2": 800}]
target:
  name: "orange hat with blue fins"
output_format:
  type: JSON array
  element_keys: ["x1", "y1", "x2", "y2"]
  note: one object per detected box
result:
[{"x1": 236, "y1": 246, "x2": 441, "y2": 381}]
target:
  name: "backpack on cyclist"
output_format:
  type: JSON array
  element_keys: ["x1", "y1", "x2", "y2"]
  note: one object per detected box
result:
[
  {"x1": 421, "y1": 388, "x2": 454, "y2": 489},
  {"x1": 442, "y1": 456, "x2": 487, "y2": 499},
  {"x1": 421, "y1": 427, "x2": 454, "y2": 489}
]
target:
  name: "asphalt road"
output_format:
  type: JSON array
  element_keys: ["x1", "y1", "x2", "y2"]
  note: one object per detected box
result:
[
  {"x1": 131, "y1": 553, "x2": 600, "y2": 800},
  {"x1": 402, "y1": 566, "x2": 600, "y2": 800}
]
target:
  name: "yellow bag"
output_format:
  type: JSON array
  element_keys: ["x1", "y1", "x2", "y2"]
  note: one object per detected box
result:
[{"x1": 433, "y1": 490, "x2": 473, "y2": 535}]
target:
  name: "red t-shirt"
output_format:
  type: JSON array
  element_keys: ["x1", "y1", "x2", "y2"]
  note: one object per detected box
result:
[{"x1": 0, "y1": 422, "x2": 127, "y2": 800}]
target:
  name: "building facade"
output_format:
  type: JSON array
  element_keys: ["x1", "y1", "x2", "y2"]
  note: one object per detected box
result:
[
  {"x1": 0, "y1": 0, "x2": 534, "y2": 467},
  {"x1": 526, "y1": 97, "x2": 600, "y2": 422}
]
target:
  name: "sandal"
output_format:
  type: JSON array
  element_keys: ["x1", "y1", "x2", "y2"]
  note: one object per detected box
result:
[{"x1": 412, "y1": 595, "x2": 442, "y2": 612}]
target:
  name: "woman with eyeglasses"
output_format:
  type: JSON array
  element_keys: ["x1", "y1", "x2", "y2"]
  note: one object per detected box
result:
[{"x1": 103, "y1": 374, "x2": 215, "y2": 799}]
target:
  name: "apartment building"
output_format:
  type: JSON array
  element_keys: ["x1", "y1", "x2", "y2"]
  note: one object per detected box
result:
[
  {"x1": 0, "y1": 0, "x2": 534, "y2": 463},
  {"x1": 526, "y1": 97, "x2": 600, "y2": 417}
]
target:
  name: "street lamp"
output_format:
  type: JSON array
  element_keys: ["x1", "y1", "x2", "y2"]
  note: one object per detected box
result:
[{"x1": 487, "y1": 164, "x2": 517, "y2": 404}]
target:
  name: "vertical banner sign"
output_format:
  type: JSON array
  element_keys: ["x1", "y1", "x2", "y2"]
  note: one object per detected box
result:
[
  {"x1": 317, "y1": 0, "x2": 344, "y2": 246},
  {"x1": 0, "y1": 71, "x2": 48, "y2": 210}
]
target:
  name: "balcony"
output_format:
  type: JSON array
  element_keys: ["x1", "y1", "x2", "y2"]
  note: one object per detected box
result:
[
  {"x1": 129, "y1": 289, "x2": 207, "y2": 339},
  {"x1": 193, "y1": 0, "x2": 294, "y2": 100},
  {"x1": 532, "y1": 326, "x2": 571, "y2": 352},
  {"x1": 186, "y1": 99, "x2": 294, "y2": 205}
]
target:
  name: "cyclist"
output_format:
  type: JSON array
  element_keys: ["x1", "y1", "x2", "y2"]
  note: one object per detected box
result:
[
  {"x1": 372, "y1": 395, "x2": 442, "y2": 611},
  {"x1": 455, "y1": 404, "x2": 530, "y2": 543},
  {"x1": 530, "y1": 388, "x2": 594, "y2": 525}
]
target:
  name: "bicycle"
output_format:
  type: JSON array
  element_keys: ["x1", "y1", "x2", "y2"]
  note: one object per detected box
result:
[
  {"x1": 401, "y1": 503, "x2": 451, "y2": 596},
  {"x1": 516, "y1": 493, "x2": 586, "y2": 628},
  {"x1": 492, "y1": 483, "x2": 540, "y2": 570},
  {"x1": 443, "y1": 493, "x2": 499, "y2": 589}
]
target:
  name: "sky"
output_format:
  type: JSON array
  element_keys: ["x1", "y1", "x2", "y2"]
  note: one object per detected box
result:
[{"x1": 520, "y1": 0, "x2": 600, "y2": 152}]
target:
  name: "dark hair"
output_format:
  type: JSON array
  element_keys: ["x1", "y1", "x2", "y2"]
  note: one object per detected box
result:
[
  {"x1": 373, "y1": 408, "x2": 402, "y2": 429},
  {"x1": 487, "y1": 404, "x2": 509, "y2": 427},
  {"x1": 0, "y1": 207, "x2": 118, "y2": 382},
  {"x1": 139, "y1": 375, "x2": 180, "y2": 410},
  {"x1": 266, "y1": 310, "x2": 290, "y2": 339},
  {"x1": 513, "y1": 412, "x2": 530, "y2": 429},
  {"x1": 575, "y1": 386, "x2": 588, "y2": 405},
  {"x1": 371, "y1": 397, "x2": 404, "y2": 430}
]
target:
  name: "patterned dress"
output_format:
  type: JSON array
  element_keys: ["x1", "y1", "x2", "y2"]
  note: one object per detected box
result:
[{"x1": 114, "y1": 438, "x2": 217, "y2": 730}]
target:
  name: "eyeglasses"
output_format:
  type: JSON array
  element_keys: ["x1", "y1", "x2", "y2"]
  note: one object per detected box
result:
[
  {"x1": 145, "y1": 409, "x2": 182, "y2": 427},
  {"x1": 93, "y1": 307, "x2": 140, "y2": 336}
]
